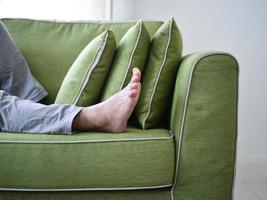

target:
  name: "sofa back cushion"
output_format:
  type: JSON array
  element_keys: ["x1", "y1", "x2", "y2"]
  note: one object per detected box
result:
[
  {"x1": 134, "y1": 18, "x2": 183, "y2": 129},
  {"x1": 1, "y1": 18, "x2": 162, "y2": 104},
  {"x1": 55, "y1": 30, "x2": 116, "y2": 106}
]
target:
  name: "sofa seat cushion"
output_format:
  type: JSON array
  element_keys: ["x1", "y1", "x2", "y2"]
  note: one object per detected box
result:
[{"x1": 0, "y1": 128, "x2": 174, "y2": 191}]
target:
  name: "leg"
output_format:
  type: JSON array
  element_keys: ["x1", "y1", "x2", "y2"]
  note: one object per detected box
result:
[
  {"x1": 72, "y1": 67, "x2": 142, "y2": 133},
  {"x1": 0, "y1": 89, "x2": 82, "y2": 134},
  {"x1": 0, "y1": 68, "x2": 141, "y2": 134},
  {"x1": 0, "y1": 21, "x2": 47, "y2": 102}
]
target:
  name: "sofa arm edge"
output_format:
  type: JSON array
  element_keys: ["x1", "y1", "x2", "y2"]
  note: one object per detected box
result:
[{"x1": 169, "y1": 50, "x2": 239, "y2": 200}]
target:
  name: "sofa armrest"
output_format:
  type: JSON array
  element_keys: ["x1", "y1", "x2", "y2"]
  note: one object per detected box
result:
[{"x1": 170, "y1": 51, "x2": 238, "y2": 200}]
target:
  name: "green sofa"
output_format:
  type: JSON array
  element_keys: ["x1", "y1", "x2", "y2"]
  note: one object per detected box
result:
[{"x1": 0, "y1": 18, "x2": 238, "y2": 200}]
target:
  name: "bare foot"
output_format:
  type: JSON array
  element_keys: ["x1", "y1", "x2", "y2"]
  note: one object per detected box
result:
[{"x1": 72, "y1": 67, "x2": 141, "y2": 133}]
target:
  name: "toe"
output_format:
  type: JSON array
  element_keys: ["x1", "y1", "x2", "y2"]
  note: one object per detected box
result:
[
  {"x1": 129, "y1": 82, "x2": 141, "y2": 97},
  {"x1": 130, "y1": 73, "x2": 139, "y2": 84},
  {"x1": 132, "y1": 68, "x2": 141, "y2": 81},
  {"x1": 130, "y1": 82, "x2": 138, "y2": 90},
  {"x1": 133, "y1": 67, "x2": 141, "y2": 76},
  {"x1": 129, "y1": 89, "x2": 138, "y2": 97},
  {"x1": 127, "y1": 68, "x2": 141, "y2": 90}
]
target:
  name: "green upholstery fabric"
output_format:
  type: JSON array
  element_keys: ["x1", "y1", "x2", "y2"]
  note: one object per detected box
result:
[
  {"x1": 135, "y1": 18, "x2": 183, "y2": 129},
  {"x1": 0, "y1": 128, "x2": 174, "y2": 190},
  {"x1": 55, "y1": 30, "x2": 116, "y2": 106},
  {"x1": 0, "y1": 188, "x2": 172, "y2": 200},
  {"x1": 170, "y1": 51, "x2": 238, "y2": 200},
  {"x1": 1, "y1": 18, "x2": 162, "y2": 104},
  {"x1": 101, "y1": 20, "x2": 150, "y2": 101}
]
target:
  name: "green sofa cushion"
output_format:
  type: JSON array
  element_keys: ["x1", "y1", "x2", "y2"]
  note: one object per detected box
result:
[
  {"x1": 55, "y1": 30, "x2": 116, "y2": 106},
  {"x1": 134, "y1": 18, "x2": 183, "y2": 129},
  {"x1": 101, "y1": 20, "x2": 150, "y2": 101},
  {"x1": 1, "y1": 19, "x2": 162, "y2": 104},
  {"x1": 0, "y1": 128, "x2": 174, "y2": 190}
]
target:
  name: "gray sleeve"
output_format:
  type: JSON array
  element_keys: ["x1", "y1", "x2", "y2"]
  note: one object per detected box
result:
[
  {"x1": 0, "y1": 20, "x2": 48, "y2": 102},
  {"x1": 0, "y1": 90, "x2": 82, "y2": 134}
]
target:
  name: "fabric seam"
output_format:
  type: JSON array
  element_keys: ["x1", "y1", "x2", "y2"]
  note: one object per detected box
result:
[
  {"x1": 0, "y1": 184, "x2": 173, "y2": 192},
  {"x1": 0, "y1": 130, "x2": 173, "y2": 144},
  {"x1": 230, "y1": 56, "x2": 239, "y2": 200}
]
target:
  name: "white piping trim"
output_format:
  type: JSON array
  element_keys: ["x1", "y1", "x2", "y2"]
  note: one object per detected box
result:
[
  {"x1": 142, "y1": 19, "x2": 173, "y2": 129},
  {"x1": 119, "y1": 21, "x2": 143, "y2": 90},
  {"x1": 170, "y1": 51, "x2": 239, "y2": 200},
  {"x1": 0, "y1": 184, "x2": 172, "y2": 192},
  {"x1": 72, "y1": 31, "x2": 109, "y2": 105},
  {"x1": 0, "y1": 130, "x2": 173, "y2": 144},
  {"x1": 231, "y1": 56, "x2": 239, "y2": 200}
]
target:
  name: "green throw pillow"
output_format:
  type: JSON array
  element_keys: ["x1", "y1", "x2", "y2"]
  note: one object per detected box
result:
[
  {"x1": 101, "y1": 20, "x2": 150, "y2": 101},
  {"x1": 55, "y1": 30, "x2": 116, "y2": 106},
  {"x1": 134, "y1": 17, "x2": 183, "y2": 129}
]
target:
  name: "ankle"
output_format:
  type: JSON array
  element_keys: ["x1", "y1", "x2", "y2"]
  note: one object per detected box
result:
[
  {"x1": 72, "y1": 108, "x2": 88, "y2": 131},
  {"x1": 84, "y1": 105, "x2": 109, "y2": 131}
]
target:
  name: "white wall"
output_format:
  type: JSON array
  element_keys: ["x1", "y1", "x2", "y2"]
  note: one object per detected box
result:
[
  {"x1": 0, "y1": 0, "x2": 266, "y2": 160},
  {"x1": 0, "y1": 0, "x2": 107, "y2": 20},
  {"x1": 113, "y1": 0, "x2": 267, "y2": 160}
]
